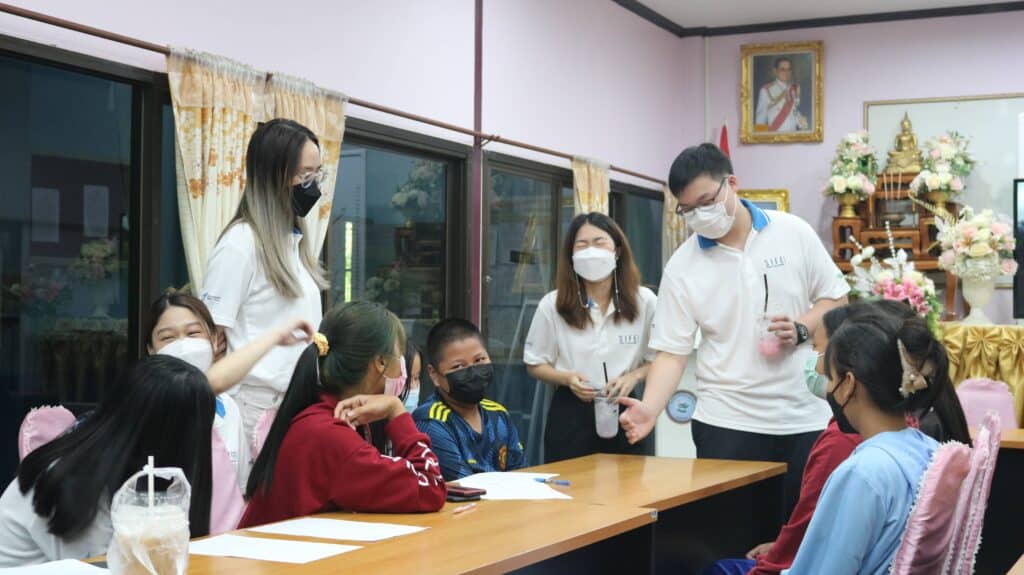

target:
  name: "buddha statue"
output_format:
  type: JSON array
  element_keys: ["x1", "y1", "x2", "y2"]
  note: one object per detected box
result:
[{"x1": 884, "y1": 112, "x2": 923, "y2": 174}]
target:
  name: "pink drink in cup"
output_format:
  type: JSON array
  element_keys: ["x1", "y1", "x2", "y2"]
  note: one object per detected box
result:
[{"x1": 758, "y1": 317, "x2": 782, "y2": 358}]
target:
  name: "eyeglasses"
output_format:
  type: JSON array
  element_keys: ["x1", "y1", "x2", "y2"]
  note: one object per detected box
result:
[
  {"x1": 297, "y1": 167, "x2": 328, "y2": 189},
  {"x1": 675, "y1": 176, "x2": 728, "y2": 217}
]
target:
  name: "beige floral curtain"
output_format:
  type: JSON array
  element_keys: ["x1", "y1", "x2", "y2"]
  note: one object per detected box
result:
[
  {"x1": 572, "y1": 157, "x2": 610, "y2": 215},
  {"x1": 265, "y1": 73, "x2": 347, "y2": 256},
  {"x1": 168, "y1": 48, "x2": 266, "y2": 291},
  {"x1": 662, "y1": 184, "x2": 690, "y2": 265}
]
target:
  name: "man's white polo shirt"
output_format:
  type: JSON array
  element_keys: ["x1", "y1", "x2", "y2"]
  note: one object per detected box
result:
[{"x1": 650, "y1": 201, "x2": 848, "y2": 434}]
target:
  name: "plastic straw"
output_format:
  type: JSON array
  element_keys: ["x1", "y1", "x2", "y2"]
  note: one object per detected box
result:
[
  {"x1": 147, "y1": 455, "x2": 154, "y2": 509},
  {"x1": 602, "y1": 362, "x2": 609, "y2": 385},
  {"x1": 763, "y1": 274, "x2": 769, "y2": 315}
]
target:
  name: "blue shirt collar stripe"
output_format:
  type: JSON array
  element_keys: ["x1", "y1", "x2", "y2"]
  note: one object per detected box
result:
[{"x1": 696, "y1": 199, "x2": 771, "y2": 249}]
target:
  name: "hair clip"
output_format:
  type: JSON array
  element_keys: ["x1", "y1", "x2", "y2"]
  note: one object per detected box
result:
[
  {"x1": 312, "y1": 333, "x2": 329, "y2": 357},
  {"x1": 897, "y1": 339, "x2": 931, "y2": 398}
]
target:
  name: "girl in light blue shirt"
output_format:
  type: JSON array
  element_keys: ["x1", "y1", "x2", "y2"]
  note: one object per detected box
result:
[{"x1": 785, "y1": 306, "x2": 945, "y2": 575}]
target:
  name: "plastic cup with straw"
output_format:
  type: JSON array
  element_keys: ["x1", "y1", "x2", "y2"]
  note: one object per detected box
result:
[
  {"x1": 595, "y1": 361, "x2": 619, "y2": 438},
  {"x1": 758, "y1": 274, "x2": 782, "y2": 357}
]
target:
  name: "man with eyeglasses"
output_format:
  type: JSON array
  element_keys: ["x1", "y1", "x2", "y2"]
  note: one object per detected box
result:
[
  {"x1": 755, "y1": 56, "x2": 808, "y2": 132},
  {"x1": 619, "y1": 143, "x2": 848, "y2": 520}
]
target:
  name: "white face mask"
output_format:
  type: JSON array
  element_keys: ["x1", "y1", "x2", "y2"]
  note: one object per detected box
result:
[
  {"x1": 683, "y1": 185, "x2": 737, "y2": 239},
  {"x1": 404, "y1": 388, "x2": 420, "y2": 412},
  {"x1": 572, "y1": 247, "x2": 617, "y2": 282},
  {"x1": 157, "y1": 337, "x2": 214, "y2": 373}
]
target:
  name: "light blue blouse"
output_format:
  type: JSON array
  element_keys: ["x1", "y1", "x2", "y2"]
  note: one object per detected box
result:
[{"x1": 784, "y1": 427, "x2": 937, "y2": 575}]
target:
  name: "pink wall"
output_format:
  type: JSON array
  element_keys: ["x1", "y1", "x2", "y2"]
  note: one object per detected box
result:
[
  {"x1": 483, "y1": 0, "x2": 702, "y2": 189},
  {"x1": 0, "y1": 0, "x2": 697, "y2": 183},
  {"x1": 706, "y1": 11, "x2": 1024, "y2": 232},
  {"x1": 706, "y1": 11, "x2": 1024, "y2": 322},
  {"x1": 0, "y1": 0, "x2": 476, "y2": 139}
]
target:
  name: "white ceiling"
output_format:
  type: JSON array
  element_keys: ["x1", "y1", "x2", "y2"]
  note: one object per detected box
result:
[{"x1": 637, "y1": 0, "x2": 1000, "y2": 29}]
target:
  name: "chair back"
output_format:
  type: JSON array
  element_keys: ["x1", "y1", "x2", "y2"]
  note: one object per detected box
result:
[
  {"x1": 945, "y1": 412, "x2": 1002, "y2": 575},
  {"x1": 889, "y1": 441, "x2": 972, "y2": 575},
  {"x1": 18, "y1": 406, "x2": 76, "y2": 460},
  {"x1": 956, "y1": 378, "x2": 1018, "y2": 429}
]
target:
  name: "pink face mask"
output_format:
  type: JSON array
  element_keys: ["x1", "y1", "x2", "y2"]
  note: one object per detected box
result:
[{"x1": 384, "y1": 356, "x2": 408, "y2": 398}]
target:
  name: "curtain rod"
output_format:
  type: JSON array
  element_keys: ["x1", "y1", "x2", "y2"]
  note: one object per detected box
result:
[{"x1": 0, "y1": 2, "x2": 666, "y2": 187}]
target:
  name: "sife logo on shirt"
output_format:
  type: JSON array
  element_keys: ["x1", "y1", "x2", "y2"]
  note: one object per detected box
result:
[
  {"x1": 618, "y1": 334, "x2": 640, "y2": 345},
  {"x1": 764, "y1": 255, "x2": 786, "y2": 269},
  {"x1": 201, "y1": 292, "x2": 221, "y2": 304}
]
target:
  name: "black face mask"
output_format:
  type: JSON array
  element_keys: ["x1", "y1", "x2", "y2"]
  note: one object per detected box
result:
[
  {"x1": 444, "y1": 363, "x2": 494, "y2": 405},
  {"x1": 827, "y1": 378, "x2": 858, "y2": 434},
  {"x1": 292, "y1": 181, "x2": 321, "y2": 218}
]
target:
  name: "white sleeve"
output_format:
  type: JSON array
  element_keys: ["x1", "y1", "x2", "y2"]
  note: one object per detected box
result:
[
  {"x1": 523, "y1": 295, "x2": 559, "y2": 367},
  {"x1": 640, "y1": 288, "x2": 658, "y2": 363},
  {"x1": 201, "y1": 230, "x2": 255, "y2": 329},
  {"x1": 649, "y1": 269, "x2": 697, "y2": 357},
  {"x1": 799, "y1": 220, "x2": 850, "y2": 302},
  {"x1": 755, "y1": 86, "x2": 769, "y2": 125}
]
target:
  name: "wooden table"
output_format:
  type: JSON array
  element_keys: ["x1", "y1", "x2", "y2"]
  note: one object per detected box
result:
[
  {"x1": 141, "y1": 501, "x2": 655, "y2": 575},
  {"x1": 997, "y1": 428, "x2": 1024, "y2": 449},
  {"x1": 86, "y1": 456, "x2": 784, "y2": 575},
  {"x1": 1009, "y1": 553, "x2": 1024, "y2": 575},
  {"x1": 971, "y1": 427, "x2": 1024, "y2": 574},
  {"x1": 527, "y1": 455, "x2": 787, "y2": 574}
]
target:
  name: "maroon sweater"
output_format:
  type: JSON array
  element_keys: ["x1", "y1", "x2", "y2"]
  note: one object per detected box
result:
[
  {"x1": 240, "y1": 396, "x2": 446, "y2": 528},
  {"x1": 748, "y1": 419, "x2": 862, "y2": 575}
]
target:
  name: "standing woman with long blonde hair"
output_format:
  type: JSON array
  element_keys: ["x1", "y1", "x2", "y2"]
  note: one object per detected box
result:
[{"x1": 202, "y1": 119, "x2": 329, "y2": 446}]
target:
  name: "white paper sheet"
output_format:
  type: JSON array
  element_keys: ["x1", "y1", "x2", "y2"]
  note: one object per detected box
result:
[
  {"x1": 0, "y1": 559, "x2": 108, "y2": 574},
  {"x1": 455, "y1": 472, "x2": 572, "y2": 500},
  {"x1": 248, "y1": 517, "x2": 427, "y2": 542},
  {"x1": 189, "y1": 534, "x2": 360, "y2": 564},
  {"x1": 30, "y1": 187, "x2": 60, "y2": 243},
  {"x1": 82, "y1": 185, "x2": 109, "y2": 238}
]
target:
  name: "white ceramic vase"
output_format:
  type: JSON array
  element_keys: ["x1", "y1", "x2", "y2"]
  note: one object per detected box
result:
[{"x1": 961, "y1": 276, "x2": 996, "y2": 325}]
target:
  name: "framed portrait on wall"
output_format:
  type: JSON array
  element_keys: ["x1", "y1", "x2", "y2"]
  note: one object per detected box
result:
[
  {"x1": 741, "y1": 41, "x2": 823, "y2": 144},
  {"x1": 739, "y1": 189, "x2": 789, "y2": 213}
]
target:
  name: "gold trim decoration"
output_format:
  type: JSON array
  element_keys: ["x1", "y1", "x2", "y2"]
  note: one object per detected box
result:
[
  {"x1": 740, "y1": 41, "x2": 824, "y2": 144},
  {"x1": 738, "y1": 189, "x2": 790, "y2": 213}
]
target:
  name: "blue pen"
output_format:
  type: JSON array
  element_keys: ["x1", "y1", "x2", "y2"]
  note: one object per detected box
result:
[{"x1": 534, "y1": 477, "x2": 571, "y2": 486}]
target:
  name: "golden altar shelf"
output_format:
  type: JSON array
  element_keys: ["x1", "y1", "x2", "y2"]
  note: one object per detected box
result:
[
  {"x1": 831, "y1": 172, "x2": 959, "y2": 271},
  {"x1": 831, "y1": 172, "x2": 960, "y2": 318}
]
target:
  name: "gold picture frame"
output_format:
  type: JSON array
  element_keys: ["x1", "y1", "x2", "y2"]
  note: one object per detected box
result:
[
  {"x1": 741, "y1": 41, "x2": 824, "y2": 144},
  {"x1": 739, "y1": 189, "x2": 790, "y2": 213}
]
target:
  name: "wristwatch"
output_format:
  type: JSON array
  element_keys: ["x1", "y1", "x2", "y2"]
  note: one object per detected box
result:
[{"x1": 795, "y1": 322, "x2": 810, "y2": 345}]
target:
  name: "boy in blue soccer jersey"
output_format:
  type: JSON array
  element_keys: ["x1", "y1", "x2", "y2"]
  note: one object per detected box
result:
[{"x1": 413, "y1": 319, "x2": 525, "y2": 480}]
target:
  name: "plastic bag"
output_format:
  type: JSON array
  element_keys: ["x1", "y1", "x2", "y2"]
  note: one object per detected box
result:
[{"x1": 107, "y1": 465, "x2": 191, "y2": 575}]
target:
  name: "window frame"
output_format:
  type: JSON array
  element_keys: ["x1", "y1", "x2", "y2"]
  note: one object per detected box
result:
[
  {"x1": 323, "y1": 118, "x2": 472, "y2": 322},
  {"x1": 481, "y1": 151, "x2": 574, "y2": 326},
  {"x1": 0, "y1": 34, "x2": 171, "y2": 363}
]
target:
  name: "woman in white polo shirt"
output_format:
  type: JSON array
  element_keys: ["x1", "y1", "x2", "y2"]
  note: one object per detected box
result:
[
  {"x1": 524, "y1": 212, "x2": 656, "y2": 463},
  {"x1": 202, "y1": 119, "x2": 327, "y2": 443}
]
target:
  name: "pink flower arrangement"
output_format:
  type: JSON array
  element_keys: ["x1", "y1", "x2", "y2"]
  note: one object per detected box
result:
[
  {"x1": 933, "y1": 206, "x2": 1018, "y2": 281},
  {"x1": 873, "y1": 277, "x2": 930, "y2": 316},
  {"x1": 845, "y1": 223, "x2": 942, "y2": 334},
  {"x1": 4, "y1": 272, "x2": 68, "y2": 315},
  {"x1": 1003, "y1": 259, "x2": 1020, "y2": 276}
]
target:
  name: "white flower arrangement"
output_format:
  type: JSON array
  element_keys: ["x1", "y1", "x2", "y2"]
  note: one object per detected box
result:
[
  {"x1": 822, "y1": 130, "x2": 877, "y2": 199},
  {"x1": 908, "y1": 131, "x2": 974, "y2": 197},
  {"x1": 933, "y1": 206, "x2": 1018, "y2": 281}
]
